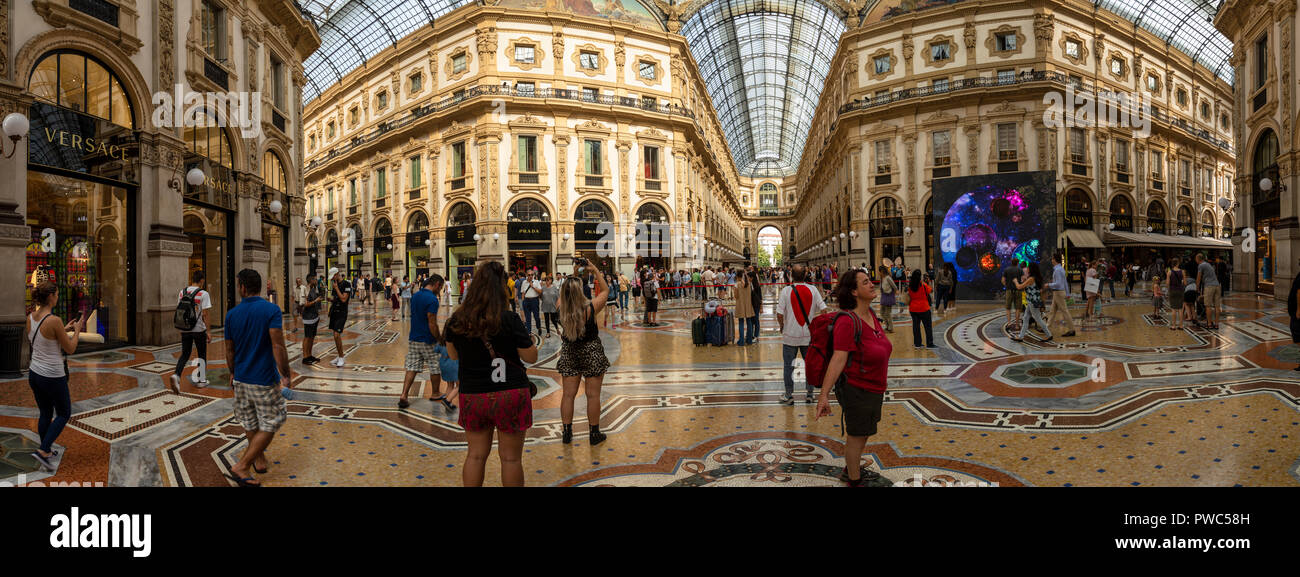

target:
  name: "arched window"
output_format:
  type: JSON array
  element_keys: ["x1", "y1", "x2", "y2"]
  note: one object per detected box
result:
[
  {"x1": 28, "y1": 50, "x2": 134, "y2": 129},
  {"x1": 348, "y1": 223, "x2": 363, "y2": 252},
  {"x1": 1222, "y1": 214, "x2": 1233, "y2": 238},
  {"x1": 1147, "y1": 201, "x2": 1166, "y2": 222},
  {"x1": 507, "y1": 198, "x2": 549, "y2": 222},
  {"x1": 407, "y1": 211, "x2": 430, "y2": 233},
  {"x1": 575, "y1": 199, "x2": 612, "y2": 222},
  {"x1": 1109, "y1": 195, "x2": 1133, "y2": 231},
  {"x1": 869, "y1": 197, "x2": 902, "y2": 237},
  {"x1": 636, "y1": 203, "x2": 668, "y2": 223},
  {"x1": 184, "y1": 109, "x2": 234, "y2": 168},
  {"x1": 326, "y1": 228, "x2": 339, "y2": 245},
  {"x1": 1177, "y1": 206, "x2": 1194, "y2": 234},
  {"x1": 1253, "y1": 129, "x2": 1279, "y2": 177},
  {"x1": 374, "y1": 218, "x2": 392, "y2": 238},
  {"x1": 262, "y1": 151, "x2": 287, "y2": 192},
  {"x1": 447, "y1": 203, "x2": 476, "y2": 227},
  {"x1": 759, "y1": 182, "x2": 778, "y2": 209},
  {"x1": 1201, "y1": 210, "x2": 1216, "y2": 236},
  {"x1": 1066, "y1": 189, "x2": 1092, "y2": 212}
]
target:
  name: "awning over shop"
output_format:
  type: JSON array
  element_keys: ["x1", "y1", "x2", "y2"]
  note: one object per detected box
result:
[
  {"x1": 1104, "y1": 231, "x2": 1232, "y2": 248},
  {"x1": 1062, "y1": 229, "x2": 1105, "y2": 248}
]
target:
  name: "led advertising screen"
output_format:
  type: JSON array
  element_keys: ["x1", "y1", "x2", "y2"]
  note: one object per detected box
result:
[{"x1": 932, "y1": 171, "x2": 1057, "y2": 300}]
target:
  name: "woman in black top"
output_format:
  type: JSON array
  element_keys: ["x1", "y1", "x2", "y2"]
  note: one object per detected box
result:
[
  {"x1": 443, "y1": 261, "x2": 538, "y2": 486},
  {"x1": 557, "y1": 265, "x2": 611, "y2": 444}
]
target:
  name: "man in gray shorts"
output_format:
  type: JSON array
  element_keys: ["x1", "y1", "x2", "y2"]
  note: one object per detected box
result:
[{"x1": 1196, "y1": 252, "x2": 1222, "y2": 329}]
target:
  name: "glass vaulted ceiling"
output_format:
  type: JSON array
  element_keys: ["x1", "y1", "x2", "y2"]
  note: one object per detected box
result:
[
  {"x1": 299, "y1": 0, "x2": 477, "y2": 102},
  {"x1": 681, "y1": 0, "x2": 844, "y2": 178},
  {"x1": 300, "y1": 0, "x2": 1233, "y2": 172},
  {"x1": 1096, "y1": 0, "x2": 1233, "y2": 82}
]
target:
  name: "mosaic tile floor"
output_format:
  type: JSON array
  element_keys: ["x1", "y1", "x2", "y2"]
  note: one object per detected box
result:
[{"x1": 1, "y1": 289, "x2": 1297, "y2": 486}]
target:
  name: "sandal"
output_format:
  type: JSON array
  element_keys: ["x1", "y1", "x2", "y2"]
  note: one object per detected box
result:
[
  {"x1": 439, "y1": 397, "x2": 456, "y2": 411},
  {"x1": 226, "y1": 473, "x2": 261, "y2": 487}
]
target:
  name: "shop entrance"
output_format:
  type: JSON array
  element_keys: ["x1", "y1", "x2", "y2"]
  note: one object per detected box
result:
[{"x1": 184, "y1": 204, "x2": 234, "y2": 326}]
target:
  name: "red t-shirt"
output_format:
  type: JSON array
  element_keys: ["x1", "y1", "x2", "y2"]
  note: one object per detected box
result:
[
  {"x1": 832, "y1": 311, "x2": 892, "y2": 393},
  {"x1": 908, "y1": 282, "x2": 932, "y2": 313}
]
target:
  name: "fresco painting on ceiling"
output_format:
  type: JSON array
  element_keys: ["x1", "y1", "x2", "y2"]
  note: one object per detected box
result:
[
  {"x1": 863, "y1": 0, "x2": 966, "y2": 25},
  {"x1": 505, "y1": 0, "x2": 664, "y2": 30}
]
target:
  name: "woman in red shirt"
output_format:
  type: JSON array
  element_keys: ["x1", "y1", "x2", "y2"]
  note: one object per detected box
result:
[
  {"x1": 908, "y1": 269, "x2": 936, "y2": 349},
  {"x1": 816, "y1": 269, "x2": 893, "y2": 487}
]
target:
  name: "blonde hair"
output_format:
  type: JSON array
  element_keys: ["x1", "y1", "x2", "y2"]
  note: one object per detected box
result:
[{"x1": 558, "y1": 276, "x2": 589, "y2": 340}]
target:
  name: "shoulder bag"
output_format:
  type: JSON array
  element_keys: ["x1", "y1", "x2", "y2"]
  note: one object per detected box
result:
[{"x1": 481, "y1": 334, "x2": 538, "y2": 398}]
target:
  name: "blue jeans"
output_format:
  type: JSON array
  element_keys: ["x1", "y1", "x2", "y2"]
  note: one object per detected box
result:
[
  {"x1": 737, "y1": 315, "x2": 758, "y2": 344},
  {"x1": 783, "y1": 344, "x2": 810, "y2": 397},
  {"x1": 29, "y1": 371, "x2": 71, "y2": 453},
  {"x1": 618, "y1": 291, "x2": 629, "y2": 310},
  {"x1": 522, "y1": 298, "x2": 541, "y2": 335}
]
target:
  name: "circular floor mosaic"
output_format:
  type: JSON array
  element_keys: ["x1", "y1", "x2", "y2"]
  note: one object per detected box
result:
[{"x1": 558, "y1": 432, "x2": 1024, "y2": 487}]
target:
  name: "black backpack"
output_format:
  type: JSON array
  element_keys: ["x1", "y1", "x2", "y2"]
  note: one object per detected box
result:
[{"x1": 174, "y1": 288, "x2": 200, "y2": 331}]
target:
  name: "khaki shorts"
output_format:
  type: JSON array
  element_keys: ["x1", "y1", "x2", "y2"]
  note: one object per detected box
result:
[
  {"x1": 1005, "y1": 289, "x2": 1024, "y2": 311},
  {"x1": 233, "y1": 381, "x2": 288, "y2": 433},
  {"x1": 1203, "y1": 285, "x2": 1222, "y2": 308}
]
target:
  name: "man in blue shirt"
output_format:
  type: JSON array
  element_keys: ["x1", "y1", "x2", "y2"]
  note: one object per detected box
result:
[
  {"x1": 1046, "y1": 252, "x2": 1077, "y2": 337},
  {"x1": 223, "y1": 269, "x2": 291, "y2": 487},
  {"x1": 399, "y1": 275, "x2": 449, "y2": 410}
]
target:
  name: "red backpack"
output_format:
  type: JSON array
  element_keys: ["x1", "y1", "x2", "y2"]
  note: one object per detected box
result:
[{"x1": 805, "y1": 311, "x2": 863, "y2": 390}]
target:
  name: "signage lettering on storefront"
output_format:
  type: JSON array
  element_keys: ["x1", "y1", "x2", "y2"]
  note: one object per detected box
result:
[
  {"x1": 41, "y1": 127, "x2": 131, "y2": 161},
  {"x1": 1064, "y1": 211, "x2": 1092, "y2": 229},
  {"x1": 508, "y1": 222, "x2": 551, "y2": 241},
  {"x1": 446, "y1": 224, "x2": 476, "y2": 246},
  {"x1": 1111, "y1": 214, "x2": 1132, "y2": 230}
]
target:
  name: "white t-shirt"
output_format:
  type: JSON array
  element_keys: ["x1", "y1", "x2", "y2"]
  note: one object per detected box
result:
[
  {"x1": 178, "y1": 286, "x2": 213, "y2": 332},
  {"x1": 703, "y1": 270, "x2": 716, "y2": 285},
  {"x1": 296, "y1": 283, "x2": 307, "y2": 303},
  {"x1": 521, "y1": 279, "x2": 543, "y2": 299},
  {"x1": 776, "y1": 283, "x2": 826, "y2": 346}
]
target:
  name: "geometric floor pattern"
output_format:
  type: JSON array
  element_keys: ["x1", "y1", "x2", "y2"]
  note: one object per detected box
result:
[{"x1": 1, "y1": 287, "x2": 1298, "y2": 486}]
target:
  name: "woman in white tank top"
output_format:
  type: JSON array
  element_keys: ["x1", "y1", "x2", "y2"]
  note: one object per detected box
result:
[{"x1": 26, "y1": 281, "x2": 84, "y2": 470}]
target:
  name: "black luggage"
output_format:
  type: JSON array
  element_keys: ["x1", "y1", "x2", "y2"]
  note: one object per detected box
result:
[
  {"x1": 706, "y1": 316, "x2": 725, "y2": 346},
  {"x1": 692, "y1": 316, "x2": 707, "y2": 346}
]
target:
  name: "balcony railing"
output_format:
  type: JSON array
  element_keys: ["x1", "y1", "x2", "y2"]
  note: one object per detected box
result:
[
  {"x1": 519, "y1": 173, "x2": 539, "y2": 184},
  {"x1": 71, "y1": 0, "x2": 119, "y2": 26},
  {"x1": 204, "y1": 57, "x2": 229, "y2": 90},
  {"x1": 306, "y1": 85, "x2": 696, "y2": 174},
  {"x1": 585, "y1": 175, "x2": 604, "y2": 187},
  {"x1": 836, "y1": 70, "x2": 1232, "y2": 154},
  {"x1": 745, "y1": 208, "x2": 795, "y2": 218}
]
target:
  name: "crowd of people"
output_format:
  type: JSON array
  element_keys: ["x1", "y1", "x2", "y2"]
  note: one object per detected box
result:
[{"x1": 22, "y1": 246, "x2": 1273, "y2": 488}]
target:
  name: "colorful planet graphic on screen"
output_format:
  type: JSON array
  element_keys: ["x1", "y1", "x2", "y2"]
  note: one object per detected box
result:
[{"x1": 938, "y1": 184, "x2": 1048, "y2": 297}]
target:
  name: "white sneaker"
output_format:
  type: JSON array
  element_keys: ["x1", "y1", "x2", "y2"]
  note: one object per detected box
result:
[
  {"x1": 196, "y1": 379, "x2": 210, "y2": 389},
  {"x1": 333, "y1": 357, "x2": 345, "y2": 368},
  {"x1": 168, "y1": 374, "x2": 181, "y2": 394}
]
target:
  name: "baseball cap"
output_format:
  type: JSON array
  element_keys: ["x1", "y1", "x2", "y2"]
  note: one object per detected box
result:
[{"x1": 328, "y1": 267, "x2": 339, "y2": 278}]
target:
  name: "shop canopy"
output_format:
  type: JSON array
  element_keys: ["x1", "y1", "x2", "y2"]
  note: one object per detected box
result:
[
  {"x1": 1104, "y1": 231, "x2": 1232, "y2": 249},
  {"x1": 1062, "y1": 229, "x2": 1105, "y2": 249}
]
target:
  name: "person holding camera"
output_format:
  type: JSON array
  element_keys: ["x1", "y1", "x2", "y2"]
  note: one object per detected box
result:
[{"x1": 557, "y1": 260, "x2": 611, "y2": 445}]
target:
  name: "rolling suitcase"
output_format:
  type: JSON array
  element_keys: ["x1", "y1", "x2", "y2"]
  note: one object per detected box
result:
[
  {"x1": 692, "y1": 316, "x2": 707, "y2": 346},
  {"x1": 706, "y1": 316, "x2": 725, "y2": 346},
  {"x1": 722, "y1": 312, "x2": 735, "y2": 345}
]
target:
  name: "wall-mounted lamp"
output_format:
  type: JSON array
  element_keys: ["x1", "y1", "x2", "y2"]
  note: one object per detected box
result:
[
  {"x1": 473, "y1": 233, "x2": 482, "y2": 243},
  {"x1": 903, "y1": 226, "x2": 913, "y2": 236},
  {"x1": 1, "y1": 113, "x2": 30, "y2": 159}
]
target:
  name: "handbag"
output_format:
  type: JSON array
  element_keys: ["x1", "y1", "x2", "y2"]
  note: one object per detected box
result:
[
  {"x1": 481, "y1": 335, "x2": 537, "y2": 398},
  {"x1": 1084, "y1": 277, "x2": 1100, "y2": 294}
]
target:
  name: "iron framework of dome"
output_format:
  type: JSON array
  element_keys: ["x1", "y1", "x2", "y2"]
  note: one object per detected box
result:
[{"x1": 1095, "y1": 0, "x2": 1233, "y2": 82}]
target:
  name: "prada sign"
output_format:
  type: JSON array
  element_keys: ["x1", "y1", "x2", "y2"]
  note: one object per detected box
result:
[
  {"x1": 446, "y1": 224, "x2": 476, "y2": 246},
  {"x1": 28, "y1": 102, "x2": 139, "y2": 182},
  {"x1": 508, "y1": 222, "x2": 551, "y2": 241},
  {"x1": 1064, "y1": 211, "x2": 1092, "y2": 229},
  {"x1": 574, "y1": 222, "x2": 605, "y2": 242}
]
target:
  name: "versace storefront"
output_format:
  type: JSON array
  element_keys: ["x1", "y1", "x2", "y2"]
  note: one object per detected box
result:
[{"x1": 0, "y1": 7, "x2": 316, "y2": 358}]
